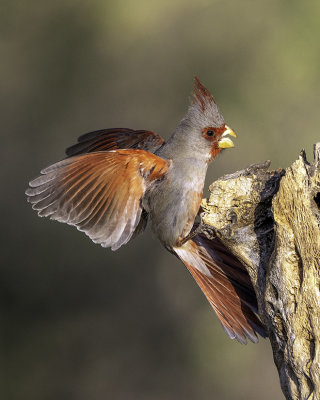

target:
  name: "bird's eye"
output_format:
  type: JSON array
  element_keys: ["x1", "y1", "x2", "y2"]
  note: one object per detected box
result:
[{"x1": 206, "y1": 130, "x2": 214, "y2": 137}]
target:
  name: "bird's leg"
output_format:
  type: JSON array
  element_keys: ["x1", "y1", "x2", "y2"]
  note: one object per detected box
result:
[
  {"x1": 178, "y1": 231, "x2": 197, "y2": 246},
  {"x1": 178, "y1": 215, "x2": 207, "y2": 246}
]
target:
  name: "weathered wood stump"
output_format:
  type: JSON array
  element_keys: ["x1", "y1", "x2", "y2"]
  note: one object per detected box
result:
[{"x1": 200, "y1": 143, "x2": 320, "y2": 400}]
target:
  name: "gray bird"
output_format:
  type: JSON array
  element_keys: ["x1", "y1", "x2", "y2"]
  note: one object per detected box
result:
[{"x1": 26, "y1": 77, "x2": 266, "y2": 344}]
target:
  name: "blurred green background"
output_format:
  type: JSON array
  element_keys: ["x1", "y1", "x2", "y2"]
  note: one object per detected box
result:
[{"x1": 3, "y1": 0, "x2": 320, "y2": 399}]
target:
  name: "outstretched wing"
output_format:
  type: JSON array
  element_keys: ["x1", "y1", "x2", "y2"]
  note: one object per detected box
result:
[
  {"x1": 173, "y1": 234, "x2": 266, "y2": 344},
  {"x1": 66, "y1": 128, "x2": 165, "y2": 157},
  {"x1": 26, "y1": 149, "x2": 169, "y2": 251}
]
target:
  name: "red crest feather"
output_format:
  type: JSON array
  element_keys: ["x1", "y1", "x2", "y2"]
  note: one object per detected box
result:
[{"x1": 193, "y1": 76, "x2": 215, "y2": 111}]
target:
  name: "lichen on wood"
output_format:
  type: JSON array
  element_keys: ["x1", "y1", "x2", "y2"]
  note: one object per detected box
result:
[{"x1": 200, "y1": 143, "x2": 320, "y2": 400}]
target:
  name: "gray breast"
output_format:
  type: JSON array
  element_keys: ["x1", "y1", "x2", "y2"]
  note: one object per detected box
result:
[{"x1": 144, "y1": 158, "x2": 207, "y2": 247}]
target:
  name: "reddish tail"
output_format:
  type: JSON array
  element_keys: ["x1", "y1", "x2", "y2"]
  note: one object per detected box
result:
[{"x1": 173, "y1": 234, "x2": 266, "y2": 344}]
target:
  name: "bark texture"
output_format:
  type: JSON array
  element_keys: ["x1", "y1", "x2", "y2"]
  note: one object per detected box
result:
[{"x1": 200, "y1": 143, "x2": 320, "y2": 400}]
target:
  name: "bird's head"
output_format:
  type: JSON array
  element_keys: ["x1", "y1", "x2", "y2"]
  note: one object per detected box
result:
[{"x1": 173, "y1": 77, "x2": 236, "y2": 161}]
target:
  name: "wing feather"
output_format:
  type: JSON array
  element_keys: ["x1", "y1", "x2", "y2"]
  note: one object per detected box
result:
[
  {"x1": 65, "y1": 128, "x2": 165, "y2": 157},
  {"x1": 26, "y1": 149, "x2": 169, "y2": 250}
]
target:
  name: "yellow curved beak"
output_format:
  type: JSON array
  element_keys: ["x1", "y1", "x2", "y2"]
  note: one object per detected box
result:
[{"x1": 218, "y1": 125, "x2": 237, "y2": 149}]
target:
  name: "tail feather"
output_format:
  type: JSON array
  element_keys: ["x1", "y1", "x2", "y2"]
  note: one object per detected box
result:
[{"x1": 173, "y1": 234, "x2": 267, "y2": 344}]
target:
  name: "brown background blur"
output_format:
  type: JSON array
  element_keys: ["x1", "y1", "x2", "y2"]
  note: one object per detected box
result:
[{"x1": 3, "y1": 1, "x2": 320, "y2": 399}]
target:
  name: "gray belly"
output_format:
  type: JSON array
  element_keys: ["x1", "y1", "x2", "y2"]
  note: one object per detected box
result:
[
  {"x1": 143, "y1": 162, "x2": 206, "y2": 247},
  {"x1": 146, "y1": 185, "x2": 188, "y2": 246}
]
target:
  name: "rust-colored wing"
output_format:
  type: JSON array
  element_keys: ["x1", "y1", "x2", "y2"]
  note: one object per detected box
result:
[
  {"x1": 26, "y1": 149, "x2": 169, "y2": 250},
  {"x1": 173, "y1": 234, "x2": 266, "y2": 344},
  {"x1": 66, "y1": 128, "x2": 165, "y2": 157}
]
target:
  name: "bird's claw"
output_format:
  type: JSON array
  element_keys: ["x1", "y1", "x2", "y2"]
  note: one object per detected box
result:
[{"x1": 179, "y1": 216, "x2": 209, "y2": 246}]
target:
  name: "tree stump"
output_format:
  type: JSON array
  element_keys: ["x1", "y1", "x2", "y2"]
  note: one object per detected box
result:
[{"x1": 200, "y1": 143, "x2": 320, "y2": 400}]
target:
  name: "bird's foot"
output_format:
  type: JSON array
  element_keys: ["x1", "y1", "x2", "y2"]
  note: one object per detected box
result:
[{"x1": 178, "y1": 216, "x2": 207, "y2": 246}]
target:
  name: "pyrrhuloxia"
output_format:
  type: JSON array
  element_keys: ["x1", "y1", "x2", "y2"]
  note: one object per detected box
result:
[{"x1": 26, "y1": 77, "x2": 266, "y2": 343}]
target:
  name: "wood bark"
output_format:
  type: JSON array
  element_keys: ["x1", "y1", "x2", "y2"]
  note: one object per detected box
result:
[{"x1": 200, "y1": 143, "x2": 320, "y2": 400}]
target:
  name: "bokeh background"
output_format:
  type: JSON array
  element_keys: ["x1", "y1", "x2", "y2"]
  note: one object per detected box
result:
[{"x1": 3, "y1": 0, "x2": 320, "y2": 399}]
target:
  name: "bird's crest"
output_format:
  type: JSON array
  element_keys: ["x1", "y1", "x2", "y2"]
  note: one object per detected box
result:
[
  {"x1": 184, "y1": 77, "x2": 224, "y2": 128},
  {"x1": 193, "y1": 76, "x2": 215, "y2": 111}
]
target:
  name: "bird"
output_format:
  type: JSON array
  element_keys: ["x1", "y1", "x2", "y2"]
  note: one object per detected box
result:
[{"x1": 26, "y1": 77, "x2": 266, "y2": 344}]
